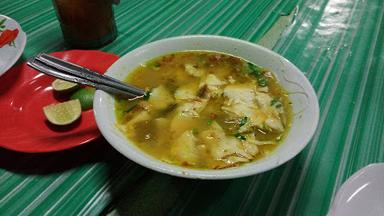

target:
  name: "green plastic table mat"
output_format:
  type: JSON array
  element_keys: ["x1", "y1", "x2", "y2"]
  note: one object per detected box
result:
[{"x1": 1, "y1": 0, "x2": 384, "y2": 215}]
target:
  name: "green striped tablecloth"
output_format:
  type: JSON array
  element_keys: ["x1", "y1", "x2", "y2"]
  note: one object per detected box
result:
[{"x1": 1, "y1": 0, "x2": 384, "y2": 215}]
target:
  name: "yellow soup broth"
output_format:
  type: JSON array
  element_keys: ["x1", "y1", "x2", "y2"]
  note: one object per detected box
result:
[{"x1": 115, "y1": 51, "x2": 292, "y2": 169}]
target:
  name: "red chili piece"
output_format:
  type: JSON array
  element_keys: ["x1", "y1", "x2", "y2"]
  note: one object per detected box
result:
[{"x1": 0, "y1": 29, "x2": 19, "y2": 48}]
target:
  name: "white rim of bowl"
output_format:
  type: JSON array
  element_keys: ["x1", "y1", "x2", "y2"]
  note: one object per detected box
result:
[{"x1": 94, "y1": 35, "x2": 320, "y2": 179}]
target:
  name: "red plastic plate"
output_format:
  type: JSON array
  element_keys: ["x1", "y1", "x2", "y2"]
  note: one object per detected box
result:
[{"x1": 0, "y1": 50, "x2": 118, "y2": 153}]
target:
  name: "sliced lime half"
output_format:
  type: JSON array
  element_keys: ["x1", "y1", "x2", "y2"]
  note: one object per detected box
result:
[
  {"x1": 51, "y1": 79, "x2": 79, "y2": 92},
  {"x1": 43, "y1": 99, "x2": 82, "y2": 125},
  {"x1": 70, "y1": 88, "x2": 96, "y2": 110}
]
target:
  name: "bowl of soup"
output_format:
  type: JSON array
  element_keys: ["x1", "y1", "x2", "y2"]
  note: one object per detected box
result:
[{"x1": 94, "y1": 35, "x2": 319, "y2": 179}]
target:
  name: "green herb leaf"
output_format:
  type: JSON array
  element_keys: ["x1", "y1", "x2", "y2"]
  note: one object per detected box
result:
[
  {"x1": 239, "y1": 117, "x2": 248, "y2": 127},
  {"x1": 257, "y1": 77, "x2": 268, "y2": 87},
  {"x1": 207, "y1": 119, "x2": 213, "y2": 125},
  {"x1": 246, "y1": 62, "x2": 268, "y2": 87},
  {"x1": 151, "y1": 62, "x2": 161, "y2": 70},
  {"x1": 271, "y1": 98, "x2": 279, "y2": 106},
  {"x1": 234, "y1": 133, "x2": 246, "y2": 141},
  {"x1": 143, "y1": 90, "x2": 152, "y2": 100},
  {"x1": 247, "y1": 62, "x2": 263, "y2": 77},
  {"x1": 271, "y1": 98, "x2": 282, "y2": 108},
  {"x1": 0, "y1": 19, "x2": 6, "y2": 26}
]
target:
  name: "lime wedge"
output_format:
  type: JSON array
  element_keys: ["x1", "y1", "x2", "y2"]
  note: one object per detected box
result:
[
  {"x1": 70, "y1": 88, "x2": 96, "y2": 110},
  {"x1": 51, "y1": 79, "x2": 79, "y2": 92},
  {"x1": 43, "y1": 99, "x2": 82, "y2": 125}
]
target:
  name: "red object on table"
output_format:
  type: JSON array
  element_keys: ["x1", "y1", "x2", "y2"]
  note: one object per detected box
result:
[
  {"x1": 0, "y1": 50, "x2": 119, "y2": 153},
  {"x1": 0, "y1": 29, "x2": 19, "y2": 48}
]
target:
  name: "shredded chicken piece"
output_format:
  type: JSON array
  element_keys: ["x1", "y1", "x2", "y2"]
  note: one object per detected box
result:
[
  {"x1": 169, "y1": 98, "x2": 208, "y2": 137},
  {"x1": 118, "y1": 111, "x2": 150, "y2": 136},
  {"x1": 148, "y1": 85, "x2": 174, "y2": 110},
  {"x1": 227, "y1": 75, "x2": 236, "y2": 84},
  {"x1": 265, "y1": 118, "x2": 284, "y2": 132},
  {"x1": 153, "y1": 118, "x2": 170, "y2": 145},
  {"x1": 170, "y1": 130, "x2": 199, "y2": 165},
  {"x1": 199, "y1": 122, "x2": 254, "y2": 167},
  {"x1": 222, "y1": 84, "x2": 285, "y2": 132},
  {"x1": 174, "y1": 82, "x2": 199, "y2": 101},
  {"x1": 244, "y1": 133, "x2": 276, "y2": 146},
  {"x1": 222, "y1": 84, "x2": 265, "y2": 130},
  {"x1": 177, "y1": 99, "x2": 208, "y2": 118},
  {"x1": 185, "y1": 63, "x2": 205, "y2": 77},
  {"x1": 198, "y1": 74, "x2": 226, "y2": 98},
  {"x1": 257, "y1": 86, "x2": 269, "y2": 92}
]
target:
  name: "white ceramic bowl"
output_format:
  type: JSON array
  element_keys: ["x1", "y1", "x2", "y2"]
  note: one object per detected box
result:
[
  {"x1": 328, "y1": 163, "x2": 384, "y2": 216},
  {"x1": 94, "y1": 35, "x2": 319, "y2": 179}
]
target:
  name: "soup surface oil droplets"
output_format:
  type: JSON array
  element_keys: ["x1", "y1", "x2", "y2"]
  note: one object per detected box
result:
[{"x1": 115, "y1": 51, "x2": 292, "y2": 169}]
